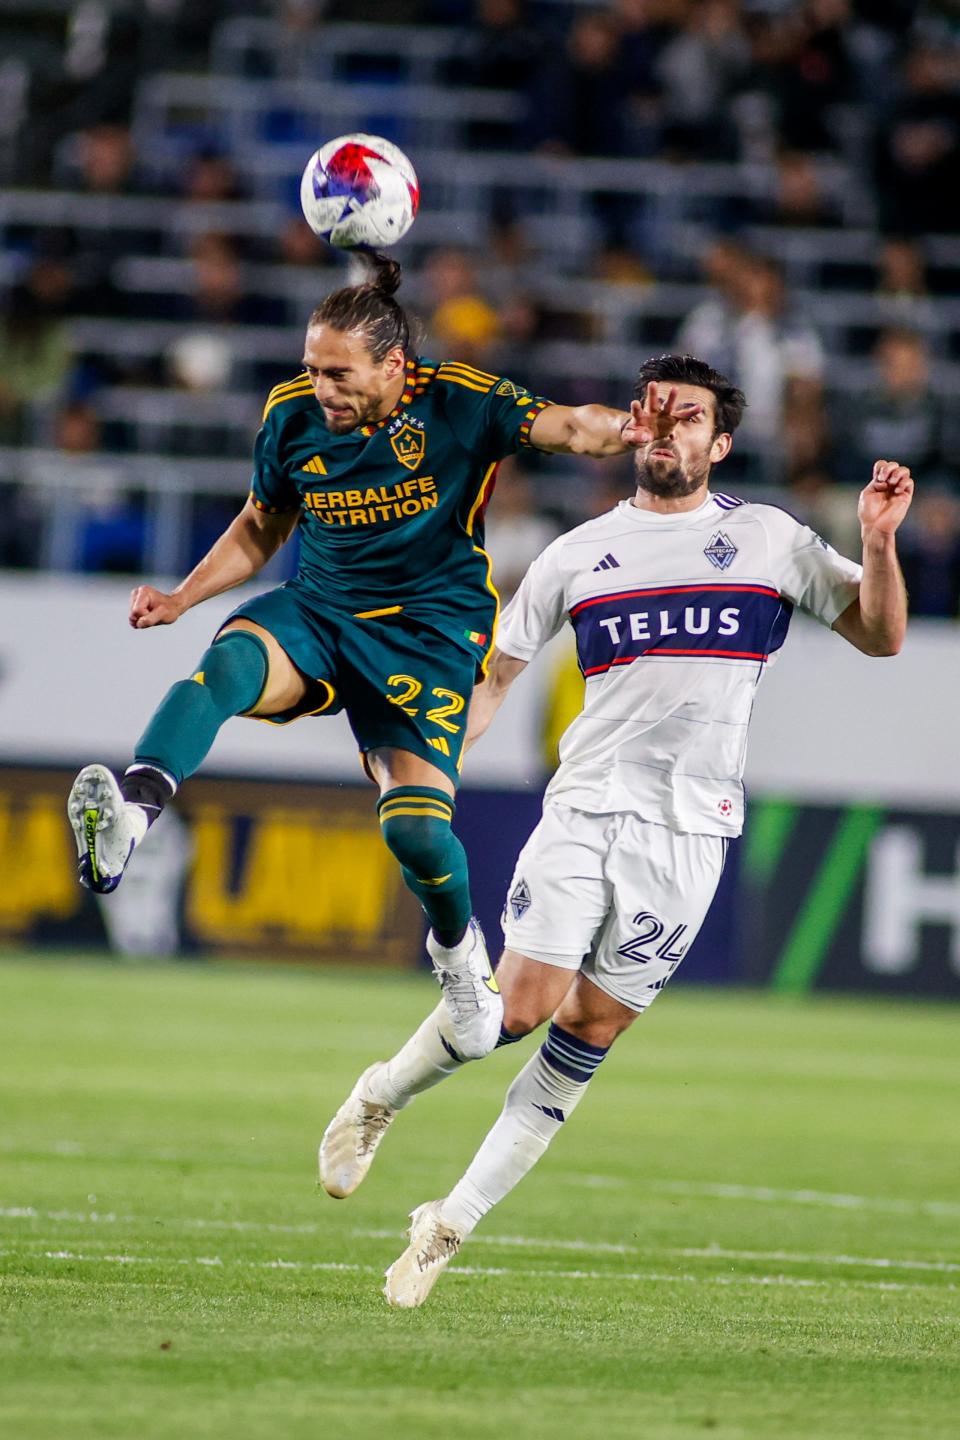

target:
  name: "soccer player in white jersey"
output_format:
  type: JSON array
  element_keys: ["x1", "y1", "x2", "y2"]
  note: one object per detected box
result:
[{"x1": 319, "y1": 353, "x2": 913, "y2": 1308}]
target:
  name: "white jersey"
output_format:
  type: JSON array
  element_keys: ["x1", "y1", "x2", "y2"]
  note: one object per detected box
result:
[{"x1": 497, "y1": 493, "x2": 862, "y2": 837}]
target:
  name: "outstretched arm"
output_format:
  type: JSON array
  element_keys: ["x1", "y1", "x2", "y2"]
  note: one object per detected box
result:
[
  {"x1": 465, "y1": 648, "x2": 529, "y2": 752},
  {"x1": 528, "y1": 385, "x2": 701, "y2": 458},
  {"x1": 832, "y1": 460, "x2": 913, "y2": 657},
  {"x1": 129, "y1": 496, "x2": 299, "y2": 629}
]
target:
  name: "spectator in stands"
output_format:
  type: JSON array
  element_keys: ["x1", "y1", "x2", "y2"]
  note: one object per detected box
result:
[
  {"x1": 778, "y1": 0, "x2": 857, "y2": 152},
  {"x1": 673, "y1": 236, "x2": 754, "y2": 380},
  {"x1": 682, "y1": 250, "x2": 829, "y2": 469},
  {"x1": 54, "y1": 400, "x2": 145, "y2": 574},
  {"x1": 487, "y1": 294, "x2": 542, "y2": 380},
  {"x1": 834, "y1": 327, "x2": 946, "y2": 485},
  {"x1": 874, "y1": 235, "x2": 937, "y2": 331},
  {"x1": 898, "y1": 489, "x2": 960, "y2": 619},
  {"x1": 69, "y1": 122, "x2": 148, "y2": 197},
  {"x1": 181, "y1": 233, "x2": 285, "y2": 327},
  {"x1": 875, "y1": 44, "x2": 960, "y2": 235},
  {"x1": 877, "y1": 236, "x2": 927, "y2": 299},
  {"x1": 531, "y1": 10, "x2": 627, "y2": 156},
  {"x1": 0, "y1": 263, "x2": 74, "y2": 445},
  {"x1": 460, "y1": 0, "x2": 540, "y2": 92},
  {"x1": 274, "y1": 217, "x2": 335, "y2": 269},
  {"x1": 181, "y1": 149, "x2": 247, "y2": 204},
  {"x1": 677, "y1": 249, "x2": 824, "y2": 475},
  {"x1": 655, "y1": 0, "x2": 751, "y2": 160},
  {"x1": 735, "y1": 256, "x2": 825, "y2": 461},
  {"x1": 423, "y1": 248, "x2": 501, "y2": 365},
  {"x1": 761, "y1": 149, "x2": 842, "y2": 229},
  {"x1": 789, "y1": 463, "x2": 862, "y2": 558}
]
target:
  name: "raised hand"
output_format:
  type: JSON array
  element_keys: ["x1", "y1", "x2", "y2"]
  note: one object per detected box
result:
[
  {"x1": 859, "y1": 460, "x2": 915, "y2": 538},
  {"x1": 620, "y1": 382, "x2": 704, "y2": 449},
  {"x1": 129, "y1": 585, "x2": 185, "y2": 629}
]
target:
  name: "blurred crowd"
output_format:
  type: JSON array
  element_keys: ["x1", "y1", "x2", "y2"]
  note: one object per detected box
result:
[{"x1": 1, "y1": 0, "x2": 959, "y2": 616}]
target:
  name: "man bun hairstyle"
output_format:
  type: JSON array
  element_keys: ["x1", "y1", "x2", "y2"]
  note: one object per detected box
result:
[
  {"x1": 308, "y1": 249, "x2": 410, "y2": 362},
  {"x1": 634, "y1": 354, "x2": 747, "y2": 437}
]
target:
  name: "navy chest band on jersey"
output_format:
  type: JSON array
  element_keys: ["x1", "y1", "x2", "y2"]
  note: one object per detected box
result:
[{"x1": 569, "y1": 583, "x2": 792, "y2": 675}]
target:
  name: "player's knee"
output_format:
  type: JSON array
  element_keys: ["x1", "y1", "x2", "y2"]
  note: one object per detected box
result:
[
  {"x1": 191, "y1": 630, "x2": 269, "y2": 715},
  {"x1": 499, "y1": 1001, "x2": 546, "y2": 1038},
  {"x1": 377, "y1": 789, "x2": 456, "y2": 879},
  {"x1": 558, "y1": 1012, "x2": 634, "y2": 1050}
]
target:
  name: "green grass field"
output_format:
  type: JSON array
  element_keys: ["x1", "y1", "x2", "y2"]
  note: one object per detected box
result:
[{"x1": 1, "y1": 953, "x2": 958, "y2": 1440}]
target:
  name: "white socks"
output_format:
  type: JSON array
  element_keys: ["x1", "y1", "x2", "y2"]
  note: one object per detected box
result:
[
  {"x1": 439, "y1": 1023, "x2": 609, "y2": 1236},
  {"x1": 365, "y1": 1002, "x2": 464, "y2": 1110}
]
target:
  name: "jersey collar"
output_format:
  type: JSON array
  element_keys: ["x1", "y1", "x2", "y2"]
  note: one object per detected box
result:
[{"x1": 616, "y1": 493, "x2": 720, "y2": 525}]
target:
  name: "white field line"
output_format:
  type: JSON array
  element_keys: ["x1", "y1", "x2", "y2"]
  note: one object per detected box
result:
[
  {"x1": 6, "y1": 1141, "x2": 959, "y2": 1219},
  {"x1": 2, "y1": 1207, "x2": 957, "y2": 1277},
  {"x1": 1, "y1": 1246, "x2": 955, "y2": 1296},
  {"x1": 559, "y1": 1175, "x2": 960, "y2": 1218}
]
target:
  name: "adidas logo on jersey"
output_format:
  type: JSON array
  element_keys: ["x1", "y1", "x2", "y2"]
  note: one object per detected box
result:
[{"x1": 593, "y1": 553, "x2": 620, "y2": 571}]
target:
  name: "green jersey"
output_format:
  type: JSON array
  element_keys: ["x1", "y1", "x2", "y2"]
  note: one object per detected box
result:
[{"x1": 250, "y1": 356, "x2": 551, "y2": 654}]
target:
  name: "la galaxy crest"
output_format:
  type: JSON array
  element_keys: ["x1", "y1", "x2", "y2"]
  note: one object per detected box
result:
[{"x1": 389, "y1": 415, "x2": 426, "y2": 472}]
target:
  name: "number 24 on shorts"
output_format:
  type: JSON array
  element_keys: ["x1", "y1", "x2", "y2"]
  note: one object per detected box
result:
[{"x1": 386, "y1": 674, "x2": 465, "y2": 733}]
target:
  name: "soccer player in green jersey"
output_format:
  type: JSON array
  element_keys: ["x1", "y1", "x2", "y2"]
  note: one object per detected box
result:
[{"x1": 67, "y1": 253, "x2": 654, "y2": 1058}]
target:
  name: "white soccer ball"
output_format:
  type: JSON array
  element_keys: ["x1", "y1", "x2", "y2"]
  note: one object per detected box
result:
[{"x1": 299, "y1": 134, "x2": 420, "y2": 249}]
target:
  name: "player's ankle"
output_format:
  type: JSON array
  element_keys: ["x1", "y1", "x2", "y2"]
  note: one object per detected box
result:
[{"x1": 122, "y1": 765, "x2": 177, "y2": 832}]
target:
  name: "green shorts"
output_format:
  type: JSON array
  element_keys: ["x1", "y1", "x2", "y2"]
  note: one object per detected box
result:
[{"x1": 222, "y1": 581, "x2": 484, "y2": 784}]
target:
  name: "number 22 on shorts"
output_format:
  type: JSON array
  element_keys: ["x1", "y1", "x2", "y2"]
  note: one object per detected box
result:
[{"x1": 386, "y1": 675, "x2": 465, "y2": 733}]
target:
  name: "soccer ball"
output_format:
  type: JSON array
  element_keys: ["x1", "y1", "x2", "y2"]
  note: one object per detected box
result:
[{"x1": 299, "y1": 134, "x2": 420, "y2": 249}]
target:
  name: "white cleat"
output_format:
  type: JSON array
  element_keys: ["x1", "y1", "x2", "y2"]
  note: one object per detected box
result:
[
  {"x1": 427, "y1": 918, "x2": 502, "y2": 1061},
  {"x1": 67, "y1": 764, "x2": 145, "y2": 894},
  {"x1": 383, "y1": 1200, "x2": 463, "y2": 1309},
  {"x1": 319, "y1": 1062, "x2": 396, "y2": 1199}
]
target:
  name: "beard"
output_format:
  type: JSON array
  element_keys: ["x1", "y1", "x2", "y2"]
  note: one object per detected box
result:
[
  {"x1": 634, "y1": 449, "x2": 710, "y2": 499},
  {"x1": 323, "y1": 391, "x2": 385, "y2": 434}
]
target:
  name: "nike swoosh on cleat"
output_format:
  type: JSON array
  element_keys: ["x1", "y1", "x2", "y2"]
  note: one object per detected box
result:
[
  {"x1": 483, "y1": 972, "x2": 501, "y2": 995},
  {"x1": 83, "y1": 808, "x2": 100, "y2": 884}
]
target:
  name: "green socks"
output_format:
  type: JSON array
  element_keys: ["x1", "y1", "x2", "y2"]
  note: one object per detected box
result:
[
  {"x1": 377, "y1": 787, "x2": 472, "y2": 945},
  {"x1": 133, "y1": 630, "x2": 269, "y2": 786}
]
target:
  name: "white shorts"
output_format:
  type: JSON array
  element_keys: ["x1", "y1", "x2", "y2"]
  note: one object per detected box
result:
[{"x1": 501, "y1": 803, "x2": 727, "y2": 1013}]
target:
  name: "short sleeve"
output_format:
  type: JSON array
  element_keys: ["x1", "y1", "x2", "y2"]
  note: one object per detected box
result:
[
  {"x1": 250, "y1": 414, "x2": 300, "y2": 515},
  {"x1": 765, "y1": 507, "x2": 862, "y2": 626},
  {"x1": 437, "y1": 362, "x2": 553, "y2": 461},
  {"x1": 496, "y1": 537, "x2": 568, "y2": 660}
]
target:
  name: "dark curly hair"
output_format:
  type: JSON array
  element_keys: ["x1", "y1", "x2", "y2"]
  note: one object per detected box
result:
[{"x1": 634, "y1": 354, "x2": 747, "y2": 437}]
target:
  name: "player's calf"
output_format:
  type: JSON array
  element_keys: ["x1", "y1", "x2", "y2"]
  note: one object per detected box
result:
[{"x1": 378, "y1": 788, "x2": 503, "y2": 1058}]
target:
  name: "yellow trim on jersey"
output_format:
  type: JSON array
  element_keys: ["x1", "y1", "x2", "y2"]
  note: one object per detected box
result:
[
  {"x1": 262, "y1": 374, "x2": 313, "y2": 420},
  {"x1": 472, "y1": 543, "x2": 501, "y2": 678},
  {"x1": 466, "y1": 461, "x2": 498, "y2": 538},
  {"x1": 354, "y1": 605, "x2": 403, "y2": 619},
  {"x1": 378, "y1": 805, "x2": 454, "y2": 823},
  {"x1": 438, "y1": 361, "x2": 498, "y2": 384},
  {"x1": 249, "y1": 490, "x2": 299, "y2": 516},
  {"x1": 265, "y1": 371, "x2": 310, "y2": 402},
  {"x1": 436, "y1": 371, "x2": 490, "y2": 394}
]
